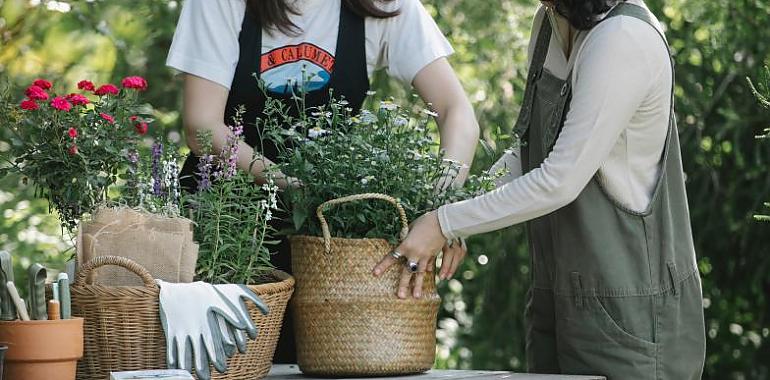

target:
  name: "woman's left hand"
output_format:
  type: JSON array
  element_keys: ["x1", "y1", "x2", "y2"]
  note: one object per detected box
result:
[{"x1": 372, "y1": 211, "x2": 447, "y2": 299}]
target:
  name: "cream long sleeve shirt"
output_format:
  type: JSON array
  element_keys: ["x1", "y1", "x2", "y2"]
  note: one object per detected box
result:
[{"x1": 438, "y1": 0, "x2": 673, "y2": 240}]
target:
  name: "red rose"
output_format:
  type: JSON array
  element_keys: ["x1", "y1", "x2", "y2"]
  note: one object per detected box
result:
[
  {"x1": 25, "y1": 85, "x2": 49, "y2": 101},
  {"x1": 20, "y1": 99, "x2": 39, "y2": 111},
  {"x1": 99, "y1": 112, "x2": 115, "y2": 124},
  {"x1": 50, "y1": 96, "x2": 72, "y2": 112},
  {"x1": 33, "y1": 79, "x2": 52, "y2": 90},
  {"x1": 65, "y1": 93, "x2": 89, "y2": 106},
  {"x1": 134, "y1": 122, "x2": 149, "y2": 135},
  {"x1": 68, "y1": 127, "x2": 78, "y2": 139},
  {"x1": 94, "y1": 84, "x2": 119, "y2": 96},
  {"x1": 77, "y1": 80, "x2": 95, "y2": 92},
  {"x1": 68, "y1": 145, "x2": 78, "y2": 156},
  {"x1": 121, "y1": 76, "x2": 148, "y2": 91},
  {"x1": 129, "y1": 115, "x2": 138, "y2": 122}
]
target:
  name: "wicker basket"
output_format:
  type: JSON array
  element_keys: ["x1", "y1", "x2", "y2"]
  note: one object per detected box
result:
[
  {"x1": 70, "y1": 255, "x2": 294, "y2": 380},
  {"x1": 290, "y1": 193, "x2": 440, "y2": 377}
]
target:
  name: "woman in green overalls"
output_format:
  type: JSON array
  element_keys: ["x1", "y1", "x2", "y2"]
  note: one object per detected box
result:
[
  {"x1": 167, "y1": 0, "x2": 477, "y2": 364},
  {"x1": 374, "y1": 0, "x2": 707, "y2": 378}
]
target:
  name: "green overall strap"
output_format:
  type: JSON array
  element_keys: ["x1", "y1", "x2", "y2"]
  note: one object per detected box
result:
[{"x1": 513, "y1": 17, "x2": 553, "y2": 139}]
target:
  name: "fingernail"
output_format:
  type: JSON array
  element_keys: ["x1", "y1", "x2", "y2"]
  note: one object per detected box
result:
[
  {"x1": 398, "y1": 290, "x2": 405, "y2": 298},
  {"x1": 373, "y1": 269, "x2": 380, "y2": 276},
  {"x1": 415, "y1": 291, "x2": 422, "y2": 298}
]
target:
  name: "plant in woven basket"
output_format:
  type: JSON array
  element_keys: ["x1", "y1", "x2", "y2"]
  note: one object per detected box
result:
[
  {"x1": 0, "y1": 77, "x2": 152, "y2": 232},
  {"x1": 260, "y1": 95, "x2": 497, "y2": 241},
  {"x1": 183, "y1": 107, "x2": 280, "y2": 284}
]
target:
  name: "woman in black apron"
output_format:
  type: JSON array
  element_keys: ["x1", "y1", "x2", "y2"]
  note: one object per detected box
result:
[{"x1": 167, "y1": 0, "x2": 479, "y2": 363}]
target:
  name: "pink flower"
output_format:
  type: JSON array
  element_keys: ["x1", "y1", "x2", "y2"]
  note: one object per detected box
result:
[
  {"x1": 94, "y1": 84, "x2": 119, "y2": 96},
  {"x1": 68, "y1": 145, "x2": 78, "y2": 156},
  {"x1": 33, "y1": 79, "x2": 52, "y2": 90},
  {"x1": 20, "y1": 99, "x2": 39, "y2": 111},
  {"x1": 68, "y1": 127, "x2": 78, "y2": 139},
  {"x1": 129, "y1": 115, "x2": 138, "y2": 122},
  {"x1": 77, "y1": 80, "x2": 95, "y2": 92},
  {"x1": 99, "y1": 112, "x2": 115, "y2": 124},
  {"x1": 25, "y1": 85, "x2": 49, "y2": 101},
  {"x1": 50, "y1": 97, "x2": 72, "y2": 112},
  {"x1": 134, "y1": 122, "x2": 149, "y2": 135},
  {"x1": 65, "y1": 93, "x2": 89, "y2": 106},
  {"x1": 121, "y1": 76, "x2": 148, "y2": 91}
]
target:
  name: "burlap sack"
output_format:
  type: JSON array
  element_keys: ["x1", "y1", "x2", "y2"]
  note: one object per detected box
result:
[{"x1": 77, "y1": 207, "x2": 198, "y2": 285}]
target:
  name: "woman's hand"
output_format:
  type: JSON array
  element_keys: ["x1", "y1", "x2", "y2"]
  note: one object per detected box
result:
[
  {"x1": 372, "y1": 211, "x2": 448, "y2": 299},
  {"x1": 439, "y1": 238, "x2": 467, "y2": 281}
]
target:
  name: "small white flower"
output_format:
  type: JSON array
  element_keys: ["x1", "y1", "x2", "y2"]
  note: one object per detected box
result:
[
  {"x1": 422, "y1": 109, "x2": 439, "y2": 117},
  {"x1": 379, "y1": 100, "x2": 398, "y2": 111},
  {"x1": 308, "y1": 126, "x2": 330, "y2": 139},
  {"x1": 366, "y1": 90, "x2": 377, "y2": 96},
  {"x1": 394, "y1": 116, "x2": 408, "y2": 127}
]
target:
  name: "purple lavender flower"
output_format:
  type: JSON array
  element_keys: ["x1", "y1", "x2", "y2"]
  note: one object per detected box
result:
[
  {"x1": 221, "y1": 120, "x2": 243, "y2": 179},
  {"x1": 151, "y1": 142, "x2": 164, "y2": 197},
  {"x1": 196, "y1": 154, "x2": 214, "y2": 191}
]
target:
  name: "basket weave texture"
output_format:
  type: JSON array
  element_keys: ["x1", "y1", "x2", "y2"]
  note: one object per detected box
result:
[
  {"x1": 290, "y1": 193, "x2": 441, "y2": 377},
  {"x1": 70, "y1": 255, "x2": 294, "y2": 380}
]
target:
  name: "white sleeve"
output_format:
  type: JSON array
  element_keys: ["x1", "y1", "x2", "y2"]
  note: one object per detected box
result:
[
  {"x1": 372, "y1": 0, "x2": 454, "y2": 84},
  {"x1": 166, "y1": 0, "x2": 245, "y2": 90},
  {"x1": 437, "y1": 17, "x2": 659, "y2": 240}
]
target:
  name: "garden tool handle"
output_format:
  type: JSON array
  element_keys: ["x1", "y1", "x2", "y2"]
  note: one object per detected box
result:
[
  {"x1": 75, "y1": 255, "x2": 159, "y2": 290},
  {"x1": 27, "y1": 263, "x2": 47, "y2": 320},
  {"x1": 0, "y1": 251, "x2": 16, "y2": 320},
  {"x1": 317, "y1": 193, "x2": 410, "y2": 254}
]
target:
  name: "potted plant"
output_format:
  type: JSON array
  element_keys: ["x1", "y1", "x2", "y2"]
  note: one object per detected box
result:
[
  {"x1": 260, "y1": 96, "x2": 496, "y2": 376},
  {"x1": 182, "y1": 107, "x2": 295, "y2": 380},
  {"x1": 0, "y1": 77, "x2": 151, "y2": 232}
]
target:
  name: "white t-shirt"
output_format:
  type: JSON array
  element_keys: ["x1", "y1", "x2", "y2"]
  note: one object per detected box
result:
[
  {"x1": 166, "y1": 0, "x2": 454, "y2": 94},
  {"x1": 438, "y1": 0, "x2": 673, "y2": 239}
]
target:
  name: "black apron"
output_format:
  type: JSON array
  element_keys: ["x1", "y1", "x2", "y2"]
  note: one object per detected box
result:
[{"x1": 180, "y1": 2, "x2": 370, "y2": 363}]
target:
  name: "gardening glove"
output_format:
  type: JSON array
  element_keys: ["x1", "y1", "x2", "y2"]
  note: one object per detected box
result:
[
  {"x1": 156, "y1": 280, "x2": 256, "y2": 380},
  {"x1": 213, "y1": 284, "x2": 269, "y2": 356}
]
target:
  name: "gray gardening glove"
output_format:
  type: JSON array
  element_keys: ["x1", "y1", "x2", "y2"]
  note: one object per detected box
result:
[
  {"x1": 157, "y1": 281, "x2": 256, "y2": 380},
  {"x1": 213, "y1": 284, "x2": 269, "y2": 357}
]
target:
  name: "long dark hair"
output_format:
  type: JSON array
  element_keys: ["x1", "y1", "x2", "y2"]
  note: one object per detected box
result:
[
  {"x1": 552, "y1": 0, "x2": 626, "y2": 30},
  {"x1": 247, "y1": 0, "x2": 399, "y2": 35}
]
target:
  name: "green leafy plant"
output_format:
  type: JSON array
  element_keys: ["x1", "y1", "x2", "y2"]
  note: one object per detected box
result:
[
  {"x1": 0, "y1": 77, "x2": 152, "y2": 232},
  {"x1": 183, "y1": 108, "x2": 279, "y2": 284},
  {"x1": 261, "y1": 95, "x2": 497, "y2": 241}
]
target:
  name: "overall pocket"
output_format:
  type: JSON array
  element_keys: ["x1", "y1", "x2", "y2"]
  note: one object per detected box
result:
[{"x1": 555, "y1": 273, "x2": 658, "y2": 380}]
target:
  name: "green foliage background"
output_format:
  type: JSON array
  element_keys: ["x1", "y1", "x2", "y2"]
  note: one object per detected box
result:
[{"x1": 1, "y1": 0, "x2": 768, "y2": 378}]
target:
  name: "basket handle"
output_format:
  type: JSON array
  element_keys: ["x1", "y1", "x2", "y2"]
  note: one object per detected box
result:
[
  {"x1": 74, "y1": 255, "x2": 159, "y2": 290},
  {"x1": 317, "y1": 193, "x2": 410, "y2": 254}
]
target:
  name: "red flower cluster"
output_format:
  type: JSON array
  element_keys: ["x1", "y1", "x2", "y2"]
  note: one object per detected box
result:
[
  {"x1": 94, "y1": 84, "x2": 119, "y2": 96},
  {"x1": 68, "y1": 127, "x2": 78, "y2": 139},
  {"x1": 20, "y1": 99, "x2": 39, "y2": 111},
  {"x1": 25, "y1": 85, "x2": 49, "y2": 101},
  {"x1": 50, "y1": 97, "x2": 72, "y2": 112},
  {"x1": 33, "y1": 79, "x2": 52, "y2": 90},
  {"x1": 130, "y1": 115, "x2": 149, "y2": 135},
  {"x1": 121, "y1": 76, "x2": 148, "y2": 91},
  {"x1": 66, "y1": 93, "x2": 89, "y2": 106},
  {"x1": 77, "y1": 80, "x2": 95, "y2": 92},
  {"x1": 100, "y1": 113, "x2": 115, "y2": 124}
]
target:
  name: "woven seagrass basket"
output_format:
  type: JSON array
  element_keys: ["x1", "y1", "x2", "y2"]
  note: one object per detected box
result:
[
  {"x1": 70, "y1": 255, "x2": 294, "y2": 380},
  {"x1": 290, "y1": 193, "x2": 441, "y2": 377}
]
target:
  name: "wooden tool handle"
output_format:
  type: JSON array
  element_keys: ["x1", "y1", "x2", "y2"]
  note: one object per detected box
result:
[{"x1": 47, "y1": 300, "x2": 60, "y2": 320}]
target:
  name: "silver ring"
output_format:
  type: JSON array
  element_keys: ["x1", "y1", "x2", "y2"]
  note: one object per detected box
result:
[
  {"x1": 389, "y1": 251, "x2": 403, "y2": 260},
  {"x1": 407, "y1": 261, "x2": 419, "y2": 273}
]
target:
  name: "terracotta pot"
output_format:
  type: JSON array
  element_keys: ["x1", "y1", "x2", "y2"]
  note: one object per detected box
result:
[{"x1": 0, "y1": 317, "x2": 83, "y2": 380}]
